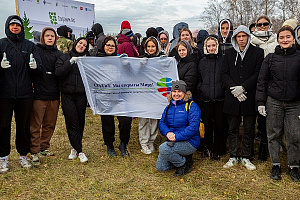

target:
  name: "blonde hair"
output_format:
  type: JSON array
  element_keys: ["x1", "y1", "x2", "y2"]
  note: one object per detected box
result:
[
  {"x1": 178, "y1": 28, "x2": 196, "y2": 48},
  {"x1": 166, "y1": 91, "x2": 192, "y2": 102}
]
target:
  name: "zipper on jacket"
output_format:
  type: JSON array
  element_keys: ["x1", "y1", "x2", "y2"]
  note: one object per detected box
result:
[{"x1": 283, "y1": 50, "x2": 287, "y2": 98}]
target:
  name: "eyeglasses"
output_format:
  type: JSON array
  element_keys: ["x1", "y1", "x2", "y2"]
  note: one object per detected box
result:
[
  {"x1": 256, "y1": 22, "x2": 270, "y2": 27},
  {"x1": 105, "y1": 44, "x2": 115, "y2": 48}
]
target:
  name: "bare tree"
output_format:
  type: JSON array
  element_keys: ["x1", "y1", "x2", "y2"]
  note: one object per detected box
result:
[{"x1": 200, "y1": 0, "x2": 224, "y2": 34}]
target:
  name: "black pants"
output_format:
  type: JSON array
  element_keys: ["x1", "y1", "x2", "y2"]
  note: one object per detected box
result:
[
  {"x1": 61, "y1": 94, "x2": 87, "y2": 153},
  {"x1": 200, "y1": 101, "x2": 225, "y2": 155},
  {"x1": 227, "y1": 115, "x2": 256, "y2": 158},
  {"x1": 257, "y1": 113, "x2": 267, "y2": 143},
  {"x1": 0, "y1": 98, "x2": 33, "y2": 157},
  {"x1": 101, "y1": 115, "x2": 132, "y2": 146}
]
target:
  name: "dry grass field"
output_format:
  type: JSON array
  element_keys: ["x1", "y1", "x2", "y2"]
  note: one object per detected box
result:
[{"x1": 0, "y1": 108, "x2": 299, "y2": 199}]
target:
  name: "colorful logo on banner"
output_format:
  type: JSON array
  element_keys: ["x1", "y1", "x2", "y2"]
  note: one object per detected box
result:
[
  {"x1": 157, "y1": 77, "x2": 172, "y2": 97},
  {"x1": 49, "y1": 12, "x2": 58, "y2": 25}
]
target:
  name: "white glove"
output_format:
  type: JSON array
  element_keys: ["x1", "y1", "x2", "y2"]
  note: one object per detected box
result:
[
  {"x1": 1, "y1": 52, "x2": 11, "y2": 69},
  {"x1": 237, "y1": 93, "x2": 247, "y2": 102},
  {"x1": 230, "y1": 86, "x2": 245, "y2": 97},
  {"x1": 258, "y1": 106, "x2": 267, "y2": 117},
  {"x1": 29, "y1": 53, "x2": 37, "y2": 69},
  {"x1": 119, "y1": 53, "x2": 128, "y2": 58},
  {"x1": 70, "y1": 57, "x2": 78, "y2": 64}
]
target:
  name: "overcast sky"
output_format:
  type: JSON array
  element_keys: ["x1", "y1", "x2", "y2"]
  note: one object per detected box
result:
[{"x1": 0, "y1": 0, "x2": 208, "y2": 38}]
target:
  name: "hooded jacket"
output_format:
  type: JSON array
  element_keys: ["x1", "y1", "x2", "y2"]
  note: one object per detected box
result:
[
  {"x1": 159, "y1": 98, "x2": 201, "y2": 149},
  {"x1": 176, "y1": 40, "x2": 198, "y2": 94},
  {"x1": 169, "y1": 22, "x2": 189, "y2": 51},
  {"x1": 0, "y1": 15, "x2": 42, "y2": 99},
  {"x1": 55, "y1": 37, "x2": 89, "y2": 95},
  {"x1": 117, "y1": 34, "x2": 139, "y2": 57},
  {"x1": 197, "y1": 35, "x2": 224, "y2": 102},
  {"x1": 218, "y1": 19, "x2": 233, "y2": 55},
  {"x1": 158, "y1": 30, "x2": 171, "y2": 55},
  {"x1": 256, "y1": 45, "x2": 300, "y2": 105},
  {"x1": 34, "y1": 28, "x2": 62, "y2": 100},
  {"x1": 92, "y1": 23, "x2": 106, "y2": 51},
  {"x1": 196, "y1": 30, "x2": 209, "y2": 55},
  {"x1": 222, "y1": 25, "x2": 264, "y2": 115}
]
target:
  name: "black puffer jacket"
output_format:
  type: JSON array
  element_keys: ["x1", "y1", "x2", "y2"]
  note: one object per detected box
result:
[
  {"x1": 177, "y1": 53, "x2": 197, "y2": 93},
  {"x1": 55, "y1": 37, "x2": 89, "y2": 95},
  {"x1": 0, "y1": 15, "x2": 42, "y2": 99},
  {"x1": 55, "y1": 52, "x2": 85, "y2": 95},
  {"x1": 34, "y1": 44, "x2": 62, "y2": 100},
  {"x1": 197, "y1": 38, "x2": 224, "y2": 102},
  {"x1": 256, "y1": 45, "x2": 300, "y2": 105}
]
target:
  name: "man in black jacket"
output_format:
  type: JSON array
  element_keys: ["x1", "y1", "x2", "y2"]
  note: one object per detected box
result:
[
  {"x1": 222, "y1": 25, "x2": 264, "y2": 171},
  {"x1": 0, "y1": 15, "x2": 41, "y2": 173}
]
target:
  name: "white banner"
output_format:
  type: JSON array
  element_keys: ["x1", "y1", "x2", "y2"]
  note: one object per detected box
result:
[
  {"x1": 77, "y1": 57, "x2": 179, "y2": 119},
  {"x1": 17, "y1": 0, "x2": 95, "y2": 39}
]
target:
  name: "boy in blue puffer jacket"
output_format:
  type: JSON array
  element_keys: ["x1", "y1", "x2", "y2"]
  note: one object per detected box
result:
[{"x1": 156, "y1": 80, "x2": 201, "y2": 176}]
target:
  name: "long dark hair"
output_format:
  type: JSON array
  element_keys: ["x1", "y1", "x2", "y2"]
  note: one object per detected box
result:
[{"x1": 71, "y1": 37, "x2": 89, "y2": 56}]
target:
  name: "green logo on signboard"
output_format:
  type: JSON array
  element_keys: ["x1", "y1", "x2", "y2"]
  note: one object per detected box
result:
[{"x1": 49, "y1": 12, "x2": 58, "y2": 25}]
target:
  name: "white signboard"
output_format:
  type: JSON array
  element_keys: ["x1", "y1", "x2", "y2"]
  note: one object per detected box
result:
[{"x1": 17, "y1": 0, "x2": 95, "y2": 39}]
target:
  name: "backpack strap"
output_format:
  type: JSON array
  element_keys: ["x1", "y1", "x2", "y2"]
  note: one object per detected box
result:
[
  {"x1": 163, "y1": 103, "x2": 171, "y2": 123},
  {"x1": 185, "y1": 100, "x2": 193, "y2": 112}
]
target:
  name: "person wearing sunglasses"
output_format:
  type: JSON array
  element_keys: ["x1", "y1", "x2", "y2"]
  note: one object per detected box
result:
[{"x1": 250, "y1": 15, "x2": 278, "y2": 163}]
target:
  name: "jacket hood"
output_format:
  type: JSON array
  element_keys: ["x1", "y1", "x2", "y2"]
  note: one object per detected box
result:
[
  {"x1": 40, "y1": 27, "x2": 57, "y2": 46},
  {"x1": 295, "y1": 25, "x2": 300, "y2": 46},
  {"x1": 118, "y1": 34, "x2": 133, "y2": 44},
  {"x1": 158, "y1": 30, "x2": 170, "y2": 47},
  {"x1": 144, "y1": 36, "x2": 161, "y2": 56},
  {"x1": 231, "y1": 25, "x2": 251, "y2": 59},
  {"x1": 5, "y1": 15, "x2": 25, "y2": 42},
  {"x1": 203, "y1": 35, "x2": 221, "y2": 56},
  {"x1": 218, "y1": 19, "x2": 233, "y2": 44},
  {"x1": 197, "y1": 30, "x2": 209, "y2": 45},
  {"x1": 57, "y1": 25, "x2": 70, "y2": 38},
  {"x1": 92, "y1": 23, "x2": 103, "y2": 36},
  {"x1": 172, "y1": 22, "x2": 189, "y2": 39}
]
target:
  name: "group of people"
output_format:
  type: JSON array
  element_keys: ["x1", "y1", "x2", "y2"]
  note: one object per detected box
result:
[{"x1": 0, "y1": 14, "x2": 299, "y2": 182}]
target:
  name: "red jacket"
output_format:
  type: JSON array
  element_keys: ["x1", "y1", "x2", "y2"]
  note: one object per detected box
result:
[{"x1": 117, "y1": 34, "x2": 139, "y2": 57}]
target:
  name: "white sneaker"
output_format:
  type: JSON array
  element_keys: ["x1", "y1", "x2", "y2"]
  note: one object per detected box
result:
[
  {"x1": 30, "y1": 154, "x2": 40, "y2": 166},
  {"x1": 141, "y1": 145, "x2": 152, "y2": 154},
  {"x1": 68, "y1": 149, "x2": 77, "y2": 160},
  {"x1": 223, "y1": 157, "x2": 238, "y2": 168},
  {"x1": 19, "y1": 156, "x2": 32, "y2": 169},
  {"x1": 241, "y1": 158, "x2": 256, "y2": 170},
  {"x1": 148, "y1": 143, "x2": 155, "y2": 152},
  {"x1": 78, "y1": 152, "x2": 88, "y2": 163},
  {"x1": 0, "y1": 159, "x2": 9, "y2": 173}
]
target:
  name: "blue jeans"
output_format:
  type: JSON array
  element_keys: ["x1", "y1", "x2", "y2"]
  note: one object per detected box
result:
[
  {"x1": 266, "y1": 96, "x2": 300, "y2": 167},
  {"x1": 156, "y1": 141, "x2": 197, "y2": 171}
]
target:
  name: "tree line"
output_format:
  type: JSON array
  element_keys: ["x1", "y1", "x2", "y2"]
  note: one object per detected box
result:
[{"x1": 201, "y1": 0, "x2": 300, "y2": 34}]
